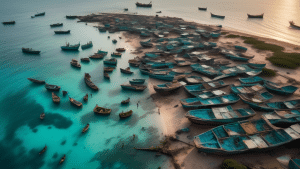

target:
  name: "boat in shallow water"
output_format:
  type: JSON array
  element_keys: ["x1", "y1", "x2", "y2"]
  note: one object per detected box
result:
[
  {"x1": 111, "y1": 52, "x2": 122, "y2": 57},
  {"x1": 50, "y1": 23, "x2": 63, "y2": 27},
  {"x1": 83, "y1": 93, "x2": 88, "y2": 102},
  {"x1": 27, "y1": 78, "x2": 45, "y2": 84},
  {"x1": 80, "y1": 58, "x2": 90, "y2": 62},
  {"x1": 84, "y1": 73, "x2": 99, "y2": 90},
  {"x1": 2, "y1": 21, "x2": 15, "y2": 25},
  {"x1": 81, "y1": 41, "x2": 93, "y2": 50},
  {"x1": 39, "y1": 145, "x2": 47, "y2": 155},
  {"x1": 116, "y1": 48, "x2": 126, "y2": 52},
  {"x1": 247, "y1": 13, "x2": 264, "y2": 18},
  {"x1": 211, "y1": 13, "x2": 225, "y2": 19},
  {"x1": 119, "y1": 110, "x2": 133, "y2": 118},
  {"x1": 93, "y1": 104, "x2": 111, "y2": 115},
  {"x1": 263, "y1": 110, "x2": 300, "y2": 125},
  {"x1": 22, "y1": 48, "x2": 40, "y2": 54},
  {"x1": 129, "y1": 79, "x2": 145, "y2": 85},
  {"x1": 82, "y1": 124, "x2": 89, "y2": 133},
  {"x1": 198, "y1": 7, "x2": 207, "y2": 11},
  {"x1": 35, "y1": 12, "x2": 45, "y2": 16},
  {"x1": 104, "y1": 67, "x2": 115, "y2": 72},
  {"x1": 104, "y1": 73, "x2": 110, "y2": 79},
  {"x1": 52, "y1": 92, "x2": 60, "y2": 103},
  {"x1": 290, "y1": 21, "x2": 300, "y2": 29},
  {"x1": 136, "y1": 2, "x2": 152, "y2": 7},
  {"x1": 66, "y1": 15, "x2": 77, "y2": 19},
  {"x1": 104, "y1": 58, "x2": 117, "y2": 65},
  {"x1": 239, "y1": 76, "x2": 264, "y2": 84},
  {"x1": 69, "y1": 97, "x2": 82, "y2": 107},
  {"x1": 121, "y1": 84, "x2": 147, "y2": 91},
  {"x1": 264, "y1": 81, "x2": 298, "y2": 95},
  {"x1": 241, "y1": 98, "x2": 300, "y2": 112},
  {"x1": 121, "y1": 98, "x2": 130, "y2": 104},
  {"x1": 40, "y1": 113, "x2": 45, "y2": 120},
  {"x1": 70, "y1": 59, "x2": 81, "y2": 68},
  {"x1": 61, "y1": 43, "x2": 80, "y2": 51},
  {"x1": 120, "y1": 67, "x2": 133, "y2": 74},
  {"x1": 89, "y1": 53, "x2": 105, "y2": 59},
  {"x1": 153, "y1": 81, "x2": 182, "y2": 93},
  {"x1": 59, "y1": 155, "x2": 66, "y2": 164},
  {"x1": 45, "y1": 83, "x2": 60, "y2": 91},
  {"x1": 54, "y1": 30, "x2": 70, "y2": 34}
]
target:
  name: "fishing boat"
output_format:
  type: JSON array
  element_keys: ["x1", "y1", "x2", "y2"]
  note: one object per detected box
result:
[
  {"x1": 2, "y1": 21, "x2": 15, "y2": 25},
  {"x1": 27, "y1": 78, "x2": 45, "y2": 84},
  {"x1": 112, "y1": 39, "x2": 117, "y2": 43},
  {"x1": 84, "y1": 73, "x2": 99, "y2": 90},
  {"x1": 97, "y1": 50, "x2": 108, "y2": 55},
  {"x1": 81, "y1": 41, "x2": 93, "y2": 50},
  {"x1": 186, "y1": 106, "x2": 256, "y2": 125},
  {"x1": 129, "y1": 59, "x2": 141, "y2": 67},
  {"x1": 136, "y1": 1, "x2": 152, "y2": 7},
  {"x1": 120, "y1": 67, "x2": 133, "y2": 74},
  {"x1": 247, "y1": 13, "x2": 264, "y2": 18},
  {"x1": 80, "y1": 58, "x2": 90, "y2": 62},
  {"x1": 93, "y1": 104, "x2": 112, "y2": 115},
  {"x1": 124, "y1": 8, "x2": 128, "y2": 11},
  {"x1": 103, "y1": 58, "x2": 117, "y2": 65},
  {"x1": 54, "y1": 30, "x2": 70, "y2": 34},
  {"x1": 121, "y1": 84, "x2": 147, "y2": 91},
  {"x1": 69, "y1": 97, "x2": 82, "y2": 107},
  {"x1": 111, "y1": 52, "x2": 122, "y2": 57},
  {"x1": 198, "y1": 7, "x2": 207, "y2": 11},
  {"x1": 45, "y1": 83, "x2": 60, "y2": 91},
  {"x1": 184, "y1": 75, "x2": 211, "y2": 84},
  {"x1": 116, "y1": 48, "x2": 126, "y2": 52},
  {"x1": 140, "y1": 40, "x2": 153, "y2": 48},
  {"x1": 82, "y1": 124, "x2": 89, "y2": 133},
  {"x1": 238, "y1": 91, "x2": 273, "y2": 103},
  {"x1": 277, "y1": 154, "x2": 300, "y2": 169},
  {"x1": 31, "y1": 16, "x2": 35, "y2": 18},
  {"x1": 62, "y1": 91, "x2": 68, "y2": 96},
  {"x1": 22, "y1": 48, "x2": 41, "y2": 54},
  {"x1": 213, "y1": 60, "x2": 231, "y2": 66},
  {"x1": 119, "y1": 110, "x2": 133, "y2": 118},
  {"x1": 50, "y1": 23, "x2": 63, "y2": 27},
  {"x1": 153, "y1": 81, "x2": 182, "y2": 93},
  {"x1": 263, "y1": 110, "x2": 300, "y2": 125},
  {"x1": 89, "y1": 53, "x2": 105, "y2": 59},
  {"x1": 104, "y1": 73, "x2": 110, "y2": 79},
  {"x1": 52, "y1": 92, "x2": 60, "y2": 103},
  {"x1": 40, "y1": 113, "x2": 45, "y2": 120},
  {"x1": 66, "y1": 15, "x2": 77, "y2": 19},
  {"x1": 70, "y1": 59, "x2": 81, "y2": 68},
  {"x1": 35, "y1": 12, "x2": 45, "y2": 16},
  {"x1": 104, "y1": 67, "x2": 115, "y2": 72},
  {"x1": 61, "y1": 43, "x2": 80, "y2": 51},
  {"x1": 239, "y1": 76, "x2": 264, "y2": 84},
  {"x1": 211, "y1": 13, "x2": 225, "y2": 19},
  {"x1": 149, "y1": 72, "x2": 175, "y2": 81},
  {"x1": 193, "y1": 118, "x2": 300, "y2": 155},
  {"x1": 59, "y1": 155, "x2": 66, "y2": 164},
  {"x1": 235, "y1": 45, "x2": 247, "y2": 51},
  {"x1": 129, "y1": 79, "x2": 146, "y2": 85},
  {"x1": 180, "y1": 94, "x2": 240, "y2": 109},
  {"x1": 184, "y1": 81, "x2": 228, "y2": 97},
  {"x1": 230, "y1": 83, "x2": 265, "y2": 94},
  {"x1": 290, "y1": 21, "x2": 300, "y2": 29},
  {"x1": 121, "y1": 97, "x2": 130, "y2": 104},
  {"x1": 196, "y1": 89, "x2": 227, "y2": 99},
  {"x1": 264, "y1": 81, "x2": 298, "y2": 95},
  {"x1": 39, "y1": 145, "x2": 47, "y2": 155},
  {"x1": 83, "y1": 94, "x2": 88, "y2": 102}
]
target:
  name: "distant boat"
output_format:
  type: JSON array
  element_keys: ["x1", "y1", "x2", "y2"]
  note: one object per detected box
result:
[
  {"x1": 61, "y1": 43, "x2": 80, "y2": 51},
  {"x1": 116, "y1": 48, "x2": 126, "y2": 52},
  {"x1": 104, "y1": 73, "x2": 110, "y2": 79},
  {"x1": 120, "y1": 67, "x2": 133, "y2": 74},
  {"x1": 83, "y1": 93, "x2": 88, "y2": 102},
  {"x1": 111, "y1": 52, "x2": 122, "y2": 57},
  {"x1": 198, "y1": 7, "x2": 207, "y2": 11},
  {"x1": 89, "y1": 53, "x2": 105, "y2": 59},
  {"x1": 112, "y1": 39, "x2": 117, "y2": 43},
  {"x1": 119, "y1": 110, "x2": 133, "y2": 118},
  {"x1": 69, "y1": 97, "x2": 82, "y2": 107},
  {"x1": 136, "y1": 1, "x2": 152, "y2": 7},
  {"x1": 22, "y1": 48, "x2": 40, "y2": 54},
  {"x1": 156, "y1": 11, "x2": 162, "y2": 13},
  {"x1": 27, "y1": 78, "x2": 45, "y2": 84},
  {"x1": 50, "y1": 23, "x2": 63, "y2": 27},
  {"x1": 39, "y1": 145, "x2": 47, "y2": 154},
  {"x1": 81, "y1": 41, "x2": 93, "y2": 50},
  {"x1": 40, "y1": 113, "x2": 45, "y2": 120},
  {"x1": 104, "y1": 58, "x2": 117, "y2": 65},
  {"x1": 2, "y1": 21, "x2": 15, "y2": 25},
  {"x1": 45, "y1": 83, "x2": 60, "y2": 91},
  {"x1": 184, "y1": 75, "x2": 211, "y2": 85},
  {"x1": 80, "y1": 57, "x2": 90, "y2": 62},
  {"x1": 264, "y1": 81, "x2": 298, "y2": 95},
  {"x1": 104, "y1": 67, "x2": 115, "y2": 72},
  {"x1": 93, "y1": 104, "x2": 112, "y2": 115},
  {"x1": 247, "y1": 13, "x2": 264, "y2": 18},
  {"x1": 124, "y1": 8, "x2": 128, "y2": 11},
  {"x1": 129, "y1": 79, "x2": 145, "y2": 85},
  {"x1": 31, "y1": 16, "x2": 35, "y2": 18},
  {"x1": 54, "y1": 30, "x2": 70, "y2": 34},
  {"x1": 66, "y1": 15, "x2": 77, "y2": 19},
  {"x1": 289, "y1": 21, "x2": 300, "y2": 29},
  {"x1": 121, "y1": 97, "x2": 130, "y2": 104},
  {"x1": 153, "y1": 81, "x2": 183, "y2": 93},
  {"x1": 59, "y1": 155, "x2": 66, "y2": 165},
  {"x1": 52, "y1": 92, "x2": 60, "y2": 103},
  {"x1": 211, "y1": 13, "x2": 225, "y2": 19},
  {"x1": 84, "y1": 73, "x2": 99, "y2": 90},
  {"x1": 97, "y1": 49, "x2": 108, "y2": 55},
  {"x1": 82, "y1": 124, "x2": 89, "y2": 133},
  {"x1": 35, "y1": 12, "x2": 45, "y2": 17},
  {"x1": 70, "y1": 59, "x2": 81, "y2": 68},
  {"x1": 239, "y1": 76, "x2": 264, "y2": 84}
]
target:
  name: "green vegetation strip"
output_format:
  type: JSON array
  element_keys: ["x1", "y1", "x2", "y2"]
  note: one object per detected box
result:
[{"x1": 260, "y1": 68, "x2": 276, "y2": 77}]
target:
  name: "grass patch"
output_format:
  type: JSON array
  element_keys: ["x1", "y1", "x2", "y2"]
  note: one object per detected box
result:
[
  {"x1": 260, "y1": 68, "x2": 276, "y2": 77},
  {"x1": 225, "y1": 34, "x2": 240, "y2": 38},
  {"x1": 221, "y1": 32, "x2": 228, "y2": 35},
  {"x1": 221, "y1": 159, "x2": 247, "y2": 169}
]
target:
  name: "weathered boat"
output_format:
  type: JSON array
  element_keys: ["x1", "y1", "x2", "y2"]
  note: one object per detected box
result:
[
  {"x1": 27, "y1": 78, "x2": 45, "y2": 84},
  {"x1": 193, "y1": 118, "x2": 300, "y2": 155},
  {"x1": 211, "y1": 13, "x2": 225, "y2": 19},
  {"x1": 184, "y1": 75, "x2": 211, "y2": 84},
  {"x1": 121, "y1": 97, "x2": 130, "y2": 104},
  {"x1": 39, "y1": 145, "x2": 47, "y2": 155},
  {"x1": 104, "y1": 67, "x2": 115, "y2": 72},
  {"x1": 89, "y1": 53, "x2": 105, "y2": 59},
  {"x1": 40, "y1": 113, "x2": 45, "y2": 120},
  {"x1": 263, "y1": 110, "x2": 300, "y2": 125},
  {"x1": 136, "y1": 2, "x2": 152, "y2": 7},
  {"x1": 104, "y1": 73, "x2": 110, "y2": 79},
  {"x1": 128, "y1": 57, "x2": 141, "y2": 67},
  {"x1": 238, "y1": 91, "x2": 273, "y2": 103},
  {"x1": 52, "y1": 92, "x2": 60, "y2": 103},
  {"x1": 129, "y1": 79, "x2": 145, "y2": 85},
  {"x1": 239, "y1": 76, "x2": 264, "y2": 84},
  {"x1": 80, "y1": 57, "x2": 90, "y2": 62},
  {"x1": 81, "y1": 41, "x2": 93, "y2": 50},
  {"x1": 50, "y1": 23, "x2": 63, "y2": 27},
  {"x1": 198, "y1": 7, "x2": 207, "y2": 11},
  {"x1": 213, "y1": 60, "x2": 231, "y2": 66},
  {"x1": 59, "y1": 155, "x2": 66, "y2": 164},
  {"x1": 84, "y1": 73, "x2": 99, "y2": 90},
  {"x1": 290, "y1": 21, "x2": 300, "y2": 29},
  {"x1": 104, "y1": 58, "x2": 117, "y2": 65},
  {"x1": 121, "y1": 84, "x2": 147, "y2": 91},
  {"x1": 180, "y1": 94, "x2": 240, "y2": 109},
  {"x1": 230, "y1": 83, "x2": 264, "y2": 94},
  {"x1": 54, "y1": 30, "x2": 70, "y2": 34},
  {"x1": 184, "y1": 81, "x2": 228, "y2": 97},
  {"x1": 35, "y1": 12, "x2": 45, "y2": 16},
  {"x1": 186, "y1": 106, "x2": 256, "y2": 125},
  {"x1": 111, "y1": 52, "x2": 122, "y2": 57},
  {"x1": 31, "y1": 16, "x2": 35, "y2": 18},
  {"x1": 264, "y1": 81, "x2": 298, "y2": 95},
  {"x1": 83, "y1": 93, "x2": 88, "y2": 102},
  {"x1": 240, "y1": 98, "x2": 300, "y2": 111},
  {"x1": 197, "y1": 89, "x2": 227, "y2": 99},
  {"x1": 120, "y1": 67, "x2": 133, "y2": 74},
  {"x1": 66, "y1": 15, "x2": 77, "y2": 19},
  {"x1": 69, "y1": 97, "x2": 82, "y2": 107},
  {"x1": 112, "y1": 39, "x2": 117, "y2": 43},
  {"x1": 153, "y1": 81, "x2": 182, "y2": 93},
  {"x1": 22, "y1": 48, "x2": 41, "y2": 54},
  {"x1": 277, "y1": 154, "x2": 300, "y2": 169},
  {"x1": 45, "y1": 83, "x2": 60, "y2": 91},
  {"x1": 93, "y1": 104, "x2": 112, "y2": 115},
  {"x1": 247, "y1": 13, "x2": 264, "y2": 18},
  {"x1": 116, "y1": 48, "x2": 126, "y2": 52},
  {"x1": 149, "y1": 72, "x2": 174, "y2": 81},
  {"x1": 119, "y1": 110, "x2": 133, "y2": 118},
  {"x1": 82, "y1": 124, "x2": 89, "y2": 133},
  {"x1": 61, "y1": 43, "x2": 80, "y2": 51},
  {"x1": 235, "y1": 45, "x2": 247, "y2": 51},
  {"x1": 2, "y1": 21, "x2": 15, "y2": 25},
  {"x1": 70, "y1": 59, "x2": 81, "y2": 68}
]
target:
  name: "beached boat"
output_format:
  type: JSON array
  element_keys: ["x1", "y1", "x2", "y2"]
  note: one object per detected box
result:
[
  {"x1": 214, "y1": 60, "x2": 231, "y2": 66},
  {"x1": 104, "y1": 67, "x2": 115, "y2": 72},
  {"x1": 186, "y1": 106, "x2": 256, "y2": 125},
  {"x1": 93, "y1": 104, "x2": 112, "y2": 115},
  {"x1": 22, "y1": 48, "x2": 41, "y2": 54},
  {"x1": 149, "y1": 72, "x2": 175, "y2": 81},
  {"x1": 35, "y1": 12, "x2": 45, "y2": 16},
  {"x1": 198, "y1": 7, "x2": 207, "y2": 11},
  {"x1": 235, "y1": 45, "x2": 247, "y2": 51},
  {"x1": 89, "y1": 53, "x2": 105, "y2": 59},
  {"x1": 211, "y1": 13, "x2": 225, "y2": 19},
  {"x1": 121, "y1": 97, "x2": 130, "y2": 104},
  {"x1": 39, "y1": 145, "x2": 47, "y2": 155},
  {"x1": 290, "y1": 21, "x2": 300, "y2": 29},
  {"x1": 140, "y1": 41, "x2": 153, "y2": 48},
  {"x1": 240, "y1": 98, "x2": 300, "y2": 111},
  {"x1": 184, "y1": 75, "x2": 211, "y2": 84},
  {"x1": 263, "y1": 110, "x2": 300, "y2": 125},
  {"x1": 238, "y1": 91, "x2": 273, "y2": 103},
  {"x1": 264, "y1": 81, "x2": 298, "y2": 95},
  {"x1": 27, "y1": 78, "x2": 45, "y2": 84},
  {"x1": 103, "y1": 58, "x2": 117, "y2": 65},
  {"x1": 184, "y1": 81, "x2": 228, "y2": 97},
  {"x1": 69, "y1": 97, "x2": 82, "y2": 107},
  {"x1": 66, "y1": 15, "x2": 77, "y2": 19},
  {"x1": 45, "y1": 83, "x2": 60, "y2": 91},
  {"x1": 196, "y1": 89, "x2": 227, "y2": 99},
  {"x1": 116, "y1": 48, "x2": 126, "y2": 52},
  {"x1": 80, "y1": 57, "x2": 90, "y2": 62},
  {"x1": 129, "y1": 57, "x2": 141, "y2": 67},
  {"x1": 59, "y1": 155, "x2": 66, "y2": 164},
  {"x1": 52, "y1": 92, "x2": 60, "y2": 103},
  {"x1": 239, "y1": 76, "x2": 264, "y2": 84},
  {"x1": 84, "y1": 73, "x2": 99, "y2": 91},
  {"x1": 136, "y1": 2, "x2": 152, "y2": 7},
  {"x1": 50, "y1": 23, "x2": 63, "y2": 27},
  {"x1": 153, "y1": 81, "x2": 182, "y2": 93},
  {"x1": 111, "y1": 52, "x2": 122, "y2": 57},
  {"x1": 2, "y1": 21, "x2": 15, "y2": 25},
  {"x1": 247, "y1": 13, "x2": 264, "y2": 18},
  {"x1": 248, "y1": 63, "x2": 266, "y2": 69},
  {"x1": 104, "y1": 73, "x2": 110, "y2": 79},
  {"x1": 193, "y1": 118, "x2": 300, "y2": 155},
  {"x1": 119, "y1": 110, "x2": 133, "y2": 118},
  {"x1": 120, "y1": 67, "x2": 133, "y2": 74},
  {"x1": 81, "y1": 41, "x2": 93, "y2": 50},
  {"x1": 61, "y1": 43, "x2": 80, "y2": 51},
  {"x1": 112, "y1": 39, "x2": 117, "y2": 44},
  {"x1": 70, "y1": 59, "x2": 81, "y2": 68},
  {"x1": 277, "y1": 154, "x2": 300, "y2": 169},
  {"x1": 54, "y1": 30, "x2": 70, "y2": 34},
  {"x1": 40, "y1": 113, "x2": 45, "y2": 120},
  {"x1": 129, "y1": 79, "x2": 145, "y2": 85},
  {"x1": 82, "y1": 124, "x2": 89, "y2": 133},
  {"x1": 180, "y1": 94, "x2": 240, "y2": 109},
  {"x1": 223, "y1": 52, "x2": 253, "y2": 62},
  {"x1": 121, "y1": 84, "x2": 147, "y2": 91}
]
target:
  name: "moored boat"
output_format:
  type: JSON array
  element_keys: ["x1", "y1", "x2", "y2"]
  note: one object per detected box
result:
[
  {"x1": 35, "y1": 12, "x2": 45, "y2": 16},
  {"x1": 104, "y1": 67, "x2": 115, "y2": 72},
  {"x1": 263, "y1": 110, "x2": 300, "y2": 125},
  {"x1": 61, "y1": 43, "x2": 80, "y2": 51},
  {"x1": 93, "y1": 104, "x2": 112, "y2": 115},
  {"x1": 153, "y1": 80, "x2": 182, "y2": 93},
  {"x1": 66, "y1": 15, "x2": 77, "y2": 19},
  {"x1": 239, "y1": 76, "x2": 264, "y2": 84},
  {"x1": 83, "y1": 93, "x2": 88, "y2": 102},
  {"x1": 112, "y1": 39, "x2": 117, "y2": 43},
  {"x1": 89, "y1": 53, "x2": 105, "y2": 59},
  {"x1": 84, "y1": 73, "x2": 99, "y2": 90},
  {"x1": 129, "y1": 79, "x2": 145, "y2": 85},
  {"x1": 59, "y1": 155, "x2": 66, "y2": 164},
  {"x1": 22, "y1": 48, "x2": 41, "y2": 54},
  {"x1": 264, "y1": 81, "x2": 298, "y2": 95},
  {"x1": 81, "y1": 58, "x2": 90, "y2": 62},
  {"x1": 136, "y1": 2, "x2": 152, "y2": 7},
  {"x1": 119, "y1": 110, "x2": 133, "y2": 118},
  {"x1": 211, "y1": 13, "x2": 225, "y2": 19},
  {"x1": 81, "y1": 41, "x2": 93, "y2": 50},
  {"x1": 40, "y1": 113, "x2": 45, "y2": 120},
  {"x1": 121, "y1": 83, "x2": 147, "y2": 91},
  {"x1": 2, "y1": 21, "x2": 15, "y2": 25},
  {"x1": 198, "y1": 7, "x2": 207, "y2": 11},
  {"x1": 82, "y1": 124, "x2": 89, "y2": 133},
  {"x1": 39, "y1": 145, "x2": 47, "y2": 155},
  {"x1": 54, "y1": 30, "x2": 70, "y2": 34},
  {"x1": 290, "y1": 21, "x2": 300, "y2": 29},
  {"x1": 121, "y1": 97, "x2": 130, "y2": 104},
  {"x1": 116, "y1": 48, "x2": 126, "y2": 52},
  {"x1": 50, "y1": 23, "x2": 63, "y2": 27},
  {"x1": 27, "y1": 78, "x2": 45, "y2": 84},
  {"x1": 184, "y1": 81, "x2": 228, "y2": 97},
  {"x1": 184, "y1": 75, "x2": 211, "y2": 84},
  {"x1": 62, "y1": 91, "x2": 68, "y2": 96},
  {"x1": 120, "y1": 67, "x2": 133, "y2": 74},
  {"x1": 45, "y1": 83, "x2": 60, "y2": 91},
  {"x1": 111, "y1": 52, "x2": 122, "y2": 57},
  {"x1": 69, "y1": 97, "x2": 82, "y2": 107},
  {"x1": 103, "y1": 58, "x2": 117, "y2": 65},
  {"x1": 52, "y1": 92, "x2": 60, "y2": 103},
  {"x1": 97, "y1": 49, "x2": 108, "y2": 55},
  {"x1": 247, "y1": 13, "x2": 264, "y2": 18},
  {"x1": 70, "y1": 59, "x2": 81, "y2": 68}
]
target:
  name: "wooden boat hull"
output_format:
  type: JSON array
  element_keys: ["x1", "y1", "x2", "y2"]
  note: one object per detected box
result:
[
  {"x1": 247, "y1": 13, "x2": 264, "y2": 18},
  {"x1": 198, "y1": 7, "x2": 207, "y2": 11},
  {"x1": 61, "y1": 44, "x2": 80, "y2": 51},
  {"x1": 119, "y1": 110, "x2": 133, "y2": 118},
  {"x1": 35, "y1": 12, "x2": 45, "y2": 16},
  {"x1": 211, "y1": 13, "x2": 225, "y2": 19},
  {"x1": 69, "y1": 97, "x2": 82, "y2": 107},
  {"x1": 2, "y1": 21, "x2": 15, "y2": 25},
  {"x1": 136, "y1": 2, "x2": 152, "y2": 7},
  {"x1": 264, "y1": 82, "x2": 298, "y2": 95},
  {"x1": 129, "y1": 79, "x2": 145, "y2": 85},
  {"x1": 84, "y1": 74, "x2": 99, "y2": 91},
  {"x1": 50, "y1": 23, "x2": 63, "y2": 27},
  {"x1": 22, "y1": 48, "x2": 40, "y2": 54},
  {"x1": 54, "y1": 30, "x2": 70, "y2": 34},
  {"x1": 27, "y1": 78, "x2": 45, "y2": 84},
  {"x1": 104, "y1": 60, "x2": 117, "y2": 65},
  {"x1": 45, "y1": 84, "x2": 60, "y2": 91},
  {"x1": 121, "y1": 85, "x2": 147, "y2": 91},
  {"x1": 81, "y1": 42, "x2": 93, "y2": 50},
  {"x1": 93, "y1": 105, "x2": 112, "y2": 115},
  {"x1": 120, "y1": 68, "x2": 133, "y2": 74}
]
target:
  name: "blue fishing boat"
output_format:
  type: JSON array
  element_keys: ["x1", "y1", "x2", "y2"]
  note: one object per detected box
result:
[
  {"x1": 240, "y1": 98, "x2": 300, "y2": 111},
  {"x1": 121, "y1": 83, "x2": 147, "y2": 91},
  {"x1": 263, "y1": 110, "x2": 300, "y2": 125},
  {"x1": 129, "y1": 79, "x2": 146, "y2": 85},
  {"x1": 210, "y1": 32, "x2": 221, "y2": 38},
  {"x1": 180, "y1": 94, "x2": 240, "y2": 109},
  {"x1": 190, "y1": 64, "x2": 222, "y2": 78},
  {"x1": 248, "y1": 63, "x2": 266, "y2": 69},
  {"x1": 235, "y1": 45, "x2": 247, "y2": 51},
  {"x1": 81, "y1": 41, "x2": 93, "y2": 50},
  {"x1": 226, "y1": 53, "x2": 252, "y2": 62},
  {"x1": 54, "y1": 30, "x2": 70, "y2": 34},
  {"x1": 103, "y1": 58, "x2": 117, "y2": 65},
  {"x1": 238, "y1": 91, "x2": 273, "y2": 103},
  {"x1": 196, "y1": 89, "x2": 227, "y2": 99},
  {"x1": 194, "y1": 118, "x2": 300, "y2": 155},
  {"x1": 61, "y1": 43, "x2": 80, "y2": 51},
  {"x1": 97, "y1": 49, "x2": 108, "y2": 55},
  {"x1": 211, "y1": 13, "x2": 225, "y2": 19},
  {"x1": 184, "y1": 81, "x2": 228, "y2": 97},
  {"x1": 230, "y1": 83, "x2": 265, "y2": 94},
  {"x1": 239, "y1": 76, "x2": 264, "y2": 84},
  {"x1": 264, "y1": 81, "x2": 298, "y2": 95},
  {"x1": 184, "y1": 75, "x2": 211, "y2": 84},
  {"x1": 140, "y1": 39, "x2": 153, "y2": 48},
  {"x1": 277, "y1": 154, "x2": 300, "y2": 169},
  {"x1": 153, "y1": 81, "x2": 182, "y2": 93},
  {"x1": 186, "y1": 106, "x2": 256, "y2": 125},
  {"x1": 98, "y1": 27, "x2": 106, "y2": 32}
]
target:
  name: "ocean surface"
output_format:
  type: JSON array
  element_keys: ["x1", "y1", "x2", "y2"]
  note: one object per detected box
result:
[{"x1": 0, "y1": 0, "x2": 300, "y2": 169}]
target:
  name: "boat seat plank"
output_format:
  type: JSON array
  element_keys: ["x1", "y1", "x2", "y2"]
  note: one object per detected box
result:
[
  {"x1": 251, "y1": 85, "x2": 264, "y2": 91},
  {"x1": 243, "y1": 140, "x2": 258, "y2": 149},
  {"x1": 284, "y1": 128, "x2": 300, "y2": 139},
  {"x1": 264, "y1": 113, "x2": 281, "y2": 120},
  {"x1": 222, "y1": 112, "x2": 232, "y2": 119},
  {"x1": 290, "y1": 124, "x2": 300, "y2": 134},
  {"x1": 240, "y1": 122, "x2": 258, "y2": 135},
  {"x1": 212, "y1": 90, "x2": 226, "y2": 96},
  {"x1": 249, "y1": 135, "x2": 268, "y2": 148}
]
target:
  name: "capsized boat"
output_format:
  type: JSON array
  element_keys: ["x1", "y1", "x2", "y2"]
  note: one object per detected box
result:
[
  {"x1": 93, "y1": 104, "x2": 112, "y2": 115},
  {"x1": 61, "y1": 43, "x2": 80, "y2": 51},
  {"x1": 120, "y1": 67, "x2": 133, "y2": 74},
  {"x1": 186, "y1": 106, "x2": 256, "y2": 125},
  {"x1": 81, "y1": 41, "x2": 93, "y2": 50},
  {"x1": 263, "y1": 110, "x2": 300, "y2": 125},
  {"x1": 82, "y1": 124, "x2": 89, "y2": 133},
  {"x1": 264, "y1": 81, "x2": 298, "y2": 95},
  {"x1": 211, "y1": 13, "x2": 225, "y2": 19},
  {"x1": 121, "y1": 83, "x2": 147, "y2": 91},
  {"x1": 84, "y1": 73, "x2": 99, "y2": 90},
  {"x1": 45, "y1": 83, "x2": 60, "y2": 91},
  {"x1": 136, "y1": 2, "x2": 152, "y2": 7},
  {"x1": 184, "y1": 75, "x2": 211, "y2": 84},
  {"x1": 22, "y1": 48, "x2": 41, "y2": 54},
  {"x1": 59, "y1": 155, "x2": 66, "y2": 164},
  {"x1": 70, "y1": 59, "x2": 81, "y2": 68},
  {"x1": 247, "y1": 13, "x2": 264, "y2": 18},
  {"x1": 239, "y1": 76, "x2": 264, "y2": 84},
  {"x1": 153, "y1": 80, "x2": 182, "y2": 93},
  {"x1": 35, "y1": 12, "x2": 45, "y2": 16},
  {"x1": 2, "y1": 21, "x2": 15, "y2": 25},
  {"x1": 89, "y1": 53, "x2": 105, "y2": 59},
  {"x1": 83, "y1": 93, "x2": 88, "y2": 102},
  {"x1": 184, "y1": 81, "x2": 228, "y2": 97},
  {"x1": 40, "y1": 113, "x2": 45, "y2": 120},
  {"x1": 290, "y1": 21, "x2": 300, "y2": 29},
  {"x1": 50, "y1": 23, "x2": 63, "y2": 27},
  {"x1": 52, "y1": 92, "x2": 60, "y2": 103},
  {"x1": 81, "y1": 58, "x2": 90, "y2": 62},
  {"x1": 69, "y1": 97, "x2": 82, "y2": 107},
  {"x1": 104, "y1": 58, "x2": 117, "y2": 65},
  {"x1": 39, "y1": 145, "x2": 47, "y2": 155},
  {"x1": 27, "y1": 78, "x2": 45, "y2": 84},
  {"x1": 121, "y1": 97, "x2": 130, "y2": 104},
  {"x1": 119, "y1": 110, "x2": 133, "y2": 118},
  {"x1": 129, "y1": 79, "x2": 146, "y2": 85},
  {"x1": 54, "y1": 30, "x2": 70, "y2": 34}
]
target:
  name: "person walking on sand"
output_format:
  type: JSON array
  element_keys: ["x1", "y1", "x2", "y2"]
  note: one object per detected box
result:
[
  {"x1": 158, "y1": 108, "x2": 160, "y2": 115},
  {"x1": 137, "y1": 102, "x2": 139, "y2": 109}
]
